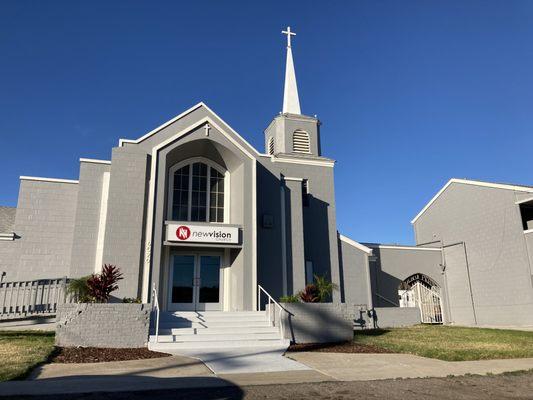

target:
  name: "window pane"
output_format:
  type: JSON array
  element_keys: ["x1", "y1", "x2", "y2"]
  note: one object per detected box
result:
[
  {"x1": 171, "y1": 162, "x2": 225, "y2": 223},
  {"x1": 172, "y1": 166, "x2": 190, "y2": 220}
]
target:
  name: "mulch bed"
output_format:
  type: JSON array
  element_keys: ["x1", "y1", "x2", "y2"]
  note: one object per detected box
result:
[
  {"x1": 287, "y1": 341, "x2": 393, "y2": 354},
  {"x1": 50, "y1": 347, "x2": 171, "y2": 363}
]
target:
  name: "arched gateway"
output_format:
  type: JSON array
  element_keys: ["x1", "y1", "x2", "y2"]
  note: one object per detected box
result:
[{"x1": 399, "y1": 273, "x2": 443, "y2": 324}]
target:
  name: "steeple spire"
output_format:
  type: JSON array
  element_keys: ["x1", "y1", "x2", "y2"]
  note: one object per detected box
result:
[{"x1": 282, "y1": 26, "x2": 301, "y2": 115}]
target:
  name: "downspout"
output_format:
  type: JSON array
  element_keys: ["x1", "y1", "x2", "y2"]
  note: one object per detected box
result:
[
  {"x1": 364, "y1": 253, "x2": 373, "y2": 310},
  {"x1": 439, "y1": 241, "x2": 453, "y2": 324}
]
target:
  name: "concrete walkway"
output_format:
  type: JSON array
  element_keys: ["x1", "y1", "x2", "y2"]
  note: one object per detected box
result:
[
  {"x1": 287, "y1": 353, "x2": 533, "y2": 381},
  {"x1": 170, "y1": 345, "x2": 311, "y2": 374},
  {"x1": 0, "y1": 355, "x2": 327, "y2": 397}
]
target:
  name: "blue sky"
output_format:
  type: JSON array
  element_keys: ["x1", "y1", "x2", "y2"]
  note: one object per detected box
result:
[{"x1": 1, "y1": 1, "x2": 532, "y2": 244}]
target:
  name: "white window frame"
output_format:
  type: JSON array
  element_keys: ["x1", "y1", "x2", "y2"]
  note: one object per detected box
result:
[{"x1": 167, "y1": 157, "x2": 230, "y2": 224}]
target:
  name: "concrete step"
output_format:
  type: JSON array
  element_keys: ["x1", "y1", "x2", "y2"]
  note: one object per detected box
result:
[
  {"x1": 151, "y1": 332, "x2": 281, "y2": 343},
  {"x1": 148, "y1": 338, "x2": 290, "y2": 351},
  {"x1": 157, "y1": 320, "x2": 272, "y2": 329},
  {"x1": 166, "y1": 311, "x2": 266, "y2": 317},
  {"x1": 158, "y1": 314, "x2": 269, "y2": 323},
  {"x1": 159, "y1": 326, "x2": 279, "y2": 335}
]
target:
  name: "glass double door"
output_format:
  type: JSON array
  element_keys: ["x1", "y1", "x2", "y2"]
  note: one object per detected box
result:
[{"x1": 168, "y1": 253, "x2": 222, "y2": 311}]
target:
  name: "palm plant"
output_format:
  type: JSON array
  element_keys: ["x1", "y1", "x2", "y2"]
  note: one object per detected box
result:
[
  {"x1": 314, "y1": 274, "x2": 338, "y2": 302},
  {"x1": 66, "y1": 276, "x2": 91, "y2": 303}
]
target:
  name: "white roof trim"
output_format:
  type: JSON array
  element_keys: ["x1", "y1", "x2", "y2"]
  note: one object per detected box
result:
[
  {"x1": 524, "y1": 229, "x2": 533, "y2": 235},
  {"x1": 80, "y1": 158, "x2": 111, "y2": 165},
  {"x1": 367, "y1": 244, "x2": 441, "y2": 252},
  {"x1": 270, "y1": 156, "x2": 335, "y2": 167},
  {"x1": 411, "y1": 178, "x2": 533, "y2": 224},
  {"x1": 516, "y1": 197, "x2": 533, "y2": 205},
  {"x1": 118, "y1": 102, "x2": 204, "y2": 146},
  {"x1": 118, "y1": 102, "x2": 263, "y2": 157},
  {"x1": 20, "y1": 176, "x2": 79, "y2": 184},
  {"x1": 339, "y1": 234, "x2": 373, "y2": 254}
]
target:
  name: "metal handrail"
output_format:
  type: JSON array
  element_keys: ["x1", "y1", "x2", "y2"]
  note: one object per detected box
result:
[
  {"x1": 375, "y1": 292, "x2": 399, "y2": 307},
  {"x1": 151, "y1": 283, "x2": 160, "y2": 343},
  {"x1": 257, "y1": 284, "x2": 287, "y2": 340}
]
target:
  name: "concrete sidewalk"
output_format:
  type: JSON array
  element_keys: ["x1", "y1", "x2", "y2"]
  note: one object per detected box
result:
[
  {"x1": 1, "y1": 352, "x2": 533, "y2": 397},
  {"x1": 169, "y1": 345, "x2": 311, "y2": 374},
  {"x1": 287, "y1": 353, "x2": 533, "y2": 381},
  {"x1": 0, "y1": 355, "x2": 328, "y2": 397}
]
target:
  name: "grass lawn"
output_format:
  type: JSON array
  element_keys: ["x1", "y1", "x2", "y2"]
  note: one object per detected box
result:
[
  {"x1": 0, "y1": 331, "x2": 55, "y2": 381},
  {"x1": 354, "y1": 325, "x2": 533, "y2": 361}
]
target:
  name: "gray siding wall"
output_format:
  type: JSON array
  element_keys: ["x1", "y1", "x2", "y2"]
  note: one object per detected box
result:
[
  {"x1": 102, "y1": 147, "x2": 149, "y2": 299},
  {"x1": 70, "y1": 162, "x2": 111, "y2": 278},
  {"x1": 338, "y1": 237, "x2": 372, "y2": 306},
  {"x1": 0, "y1": 240, "x2": 16, "y2": 279},
  {"x1": 2, "y1": 180, "x2": 78, "y2": 282},
  {"x1": 414, "y1": 183, "x2": 533, "y2": 326}
]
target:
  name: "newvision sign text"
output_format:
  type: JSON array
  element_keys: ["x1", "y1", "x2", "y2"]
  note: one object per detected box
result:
[{"x1": 166, "y1": 223, "x2": 239, "y2": 244}]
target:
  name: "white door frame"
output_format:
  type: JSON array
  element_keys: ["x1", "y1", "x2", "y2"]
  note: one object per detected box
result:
[{"x1": 167, "y1": 251, "x2": 224, "y2": 311}]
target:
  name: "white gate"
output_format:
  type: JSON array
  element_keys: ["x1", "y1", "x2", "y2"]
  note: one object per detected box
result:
[{"x1": 399, "y1": 282, "x2": 443, "y2": 324}]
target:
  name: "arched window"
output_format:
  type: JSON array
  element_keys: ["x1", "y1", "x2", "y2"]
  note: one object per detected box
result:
[
  {"x1": 292, "y1": 130, "x2": 310, "y2": 153},
  {"x1": 169, "y1": 159, "x2": 226, "y2": 223},
  {"x1": 268, "y1": 137, "x2": 275, "y2": 155}
]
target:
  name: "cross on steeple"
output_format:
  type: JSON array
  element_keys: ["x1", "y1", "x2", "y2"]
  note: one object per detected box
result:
[{"x1": 282, "y1": 26, "x2": 296, "y2": 48}]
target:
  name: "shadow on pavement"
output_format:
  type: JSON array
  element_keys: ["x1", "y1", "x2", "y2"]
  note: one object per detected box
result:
[{"x1": 0, "y1": 376, "x2": 244, "y2": 400}]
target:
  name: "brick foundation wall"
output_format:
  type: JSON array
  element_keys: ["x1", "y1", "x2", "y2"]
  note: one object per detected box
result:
[{"x1": 56, "y1": 303, "x2": 150, "y2": 348}]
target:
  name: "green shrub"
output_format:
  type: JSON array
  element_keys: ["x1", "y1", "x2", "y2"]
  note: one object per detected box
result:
[
  {"x1": 66, "y1": 276, "x2": 92, "y2": 303},
  {"x1": 279, "y1": 294, "x2": 299, "y2": 303},
  {"x1": 299, "y1": 284, "x2": 320, "y2": 302},
  {"x1": 122, "y1": 297, "x2": 142, "y2": 303},
  {"x1": 314, "y1": 274, "x2": 338, "y2": 302}
]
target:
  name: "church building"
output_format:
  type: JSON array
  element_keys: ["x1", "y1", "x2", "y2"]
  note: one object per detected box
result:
[
  {"x1": 0, "y1": 27, "x2": 353, "y2": 314},
  {"x1": 1, "y1": 28, "x2": 533, "y2": 330}
]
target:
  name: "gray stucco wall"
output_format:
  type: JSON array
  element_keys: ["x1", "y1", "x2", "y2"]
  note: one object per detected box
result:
[
  {"x1": 264, "y1": 114, "x2": 321, "y2": 156},
  {"x1": 413, "y1": 182, "x2": 533, "y2": 326},
  {"x1": 70, "y1": 162, "x2": 111, "y2": 278},
  {"x1": 372, "y1": 307, "x2": 420, "y2": 328},
  {"x1": 102, "y1": 147, "x2": 149, "y2": 300},
  {"x1": 259, "y1": 159, "x2": 341, "y2": 303},
  {"x1": 275, "y1": 303, "x2": 354, "y2": 343},
  {"x1": 337, "y1": 237, "x2": 372, "y2": 305},
  {"x1": 1, "y1": 180, "x2": 78, "y2": 282},
  {"x1": 368, "y1": 246, "x2": 444, "y2": 310},
  {"x1": 56, "y1": 303, "x2": 150, "y2": 348},
  {"x1": 148, "y1": 120, "x2": 256, "y2": 311}
]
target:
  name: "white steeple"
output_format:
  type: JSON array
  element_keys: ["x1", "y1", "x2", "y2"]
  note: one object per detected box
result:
[{"x1": 282, "y1": 26, "x2": 301, "y2": 115}]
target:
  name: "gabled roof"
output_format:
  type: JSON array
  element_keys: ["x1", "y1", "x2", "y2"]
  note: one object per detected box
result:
[
  {"x1": 118, "y1": 102, "x2": 264, "y2": 157},
  {"x1": 338, "y1": 233, "x2": 373, "y2": 254},
  {"x1": 411, "y1": 178, "x2": 533, "y2": 224}
]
